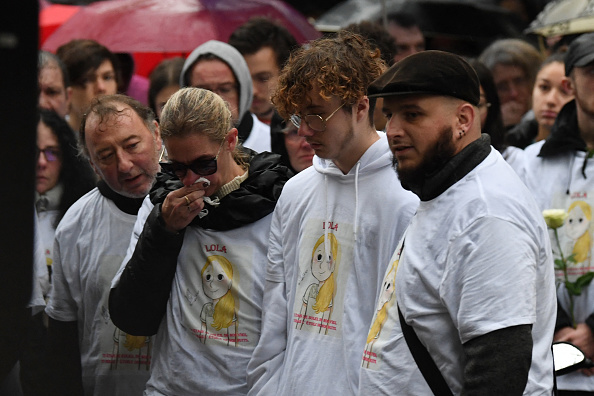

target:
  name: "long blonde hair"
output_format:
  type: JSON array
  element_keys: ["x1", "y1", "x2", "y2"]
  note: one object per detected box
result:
[
  {"x1": 312, "y1": 233, "x2": 339, "y2": 314},
  {"x1": 366, "y1": 260, "x2": 398, "y2": 344},
  {"x1": 201, "y1": 255, "x2": 236, "y2": 331},
  {"x1": 568, "y1": 200, "x2": 592, "y2": 263}
]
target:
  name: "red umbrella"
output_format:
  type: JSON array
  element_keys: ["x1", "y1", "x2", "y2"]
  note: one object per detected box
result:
[
  {"x1": 39, "y1": 3, "x2": 81, "y2": 46},
  {"x1": 42, "y1": 0, "x2": 320, "y2": 53}
]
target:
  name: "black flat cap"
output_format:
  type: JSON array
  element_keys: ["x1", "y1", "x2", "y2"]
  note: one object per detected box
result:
[
  {"x1": 367, "y1": 50, "x2": 480, "y2": 106},
  {"x1": 565, "y1": 33, "x2": 594, "y2": 76}
]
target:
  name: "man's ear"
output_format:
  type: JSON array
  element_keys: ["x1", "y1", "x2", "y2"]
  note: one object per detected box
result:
[
  {"x1": 153, "y1": 121, "x2": 162, "y2": 150},
  {"x1": 456, "y1": 103, "x2": 475, "y2": 135},
  {"x1": 355, "y1": 96, "x2": 370, "y2": 124},
  {"x1": 562, "y1": 76, "x2": 575, "y2": 96}
]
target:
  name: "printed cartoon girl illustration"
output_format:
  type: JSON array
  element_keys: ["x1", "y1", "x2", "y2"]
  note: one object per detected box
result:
[
  {"x1": 297, "y1": 233, "x2": 339, "y2": 335},
  {"x1": 363, "y1": 259, "x2": 398, "y2": 368},
  {"x1": 111, "y1": 329, "x2": 151, "y2": 370},
  {"x1": 565, "y1": 200, "x2": 592, "y2": 267},
  {"x1": 200, "y1": 255, "x2": 238, "y2": 346}
]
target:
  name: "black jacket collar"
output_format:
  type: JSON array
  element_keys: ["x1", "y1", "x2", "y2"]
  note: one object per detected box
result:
[
  {"x1": 97, "y1": 180, "x2": 145, "y2": 215},
  {"x1": 539, "y1": 101, "x2": 585, "y2": 157}
]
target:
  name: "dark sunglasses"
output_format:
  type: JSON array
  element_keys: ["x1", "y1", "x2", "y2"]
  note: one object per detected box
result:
[{"x1": 160, "y1": 139, "x2": 224, "y2": 179}]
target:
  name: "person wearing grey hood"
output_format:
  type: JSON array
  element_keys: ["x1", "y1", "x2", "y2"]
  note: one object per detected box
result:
[{"x1": 180, "y1": 40, "x2": 271, "y2": 153}]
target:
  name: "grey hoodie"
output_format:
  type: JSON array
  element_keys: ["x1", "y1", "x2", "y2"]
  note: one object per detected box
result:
[{"x1": 180, "y1": 40, "x2": 253, "y2": 124}]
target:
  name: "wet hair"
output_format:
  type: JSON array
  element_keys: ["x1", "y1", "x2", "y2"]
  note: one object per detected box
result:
[
  {"x1": 343, "y1": 21, "x2": 397, "y2": 66},
  {"x1": 38, "y1": 108, "x2": 96, "y2": 225},
  {"x1": 160, "y1": 87, "x2": 249, "y2": 167},
  {"x1": 148, "y1": 57, "x2": 185, "y2": 116},
  {"x1": 38, "y1": 50, "x2": 70, "y2": 88},
  {"x1": 478, "y1": 38, "x2": 543, "y2": 88},
  {"x1": 56, "y1": 39, "x2": 120, "y2": 88},
  {"x1": 273, "y1": 31, "x2": 385, "y2": 126},
  {"x1": 468, "y1": 60, "x2": 506, "y2": 152},
  {"x1": 79, "y1": 94, "x2": 157, "y2": 158},
  {"x1": 228, "y1": 16, "x2": 299, "y2": 70}
]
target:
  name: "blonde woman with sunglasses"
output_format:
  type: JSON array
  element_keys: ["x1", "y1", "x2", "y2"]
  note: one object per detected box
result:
[{"x1": 109, "y1": 87, "x2": 292, "y2": 395}]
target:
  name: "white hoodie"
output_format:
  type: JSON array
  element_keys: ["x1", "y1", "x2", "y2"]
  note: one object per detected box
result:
[{"x1": 247, "y1": 132, "x2": 419, "y2": 395}]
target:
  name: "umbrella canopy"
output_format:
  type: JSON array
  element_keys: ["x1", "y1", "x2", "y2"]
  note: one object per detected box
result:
[
  {"x1": 39, "y1": 3, "x2": 81, "y2": 45},
  {"x1": 42, "y1": 0, "x2": 320, "y2": 53},
  {"x1": 315, "y1": 0, "x2": 521, "y2": 38},
  {"x1": 525, "y1": 0, "x2": 594, "y2": 37},
  {"x1": 314, "y1": 0, "x2": 524, "y2": 56}
]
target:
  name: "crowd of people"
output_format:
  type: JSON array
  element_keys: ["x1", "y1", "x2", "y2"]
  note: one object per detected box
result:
[{"x1": 7, "y1": 5, "x2": 594, "y2": 396}]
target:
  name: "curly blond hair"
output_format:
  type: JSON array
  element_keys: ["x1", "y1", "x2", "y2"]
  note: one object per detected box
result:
[{"x1": 273, "y1": 31, "x2": 385, "y2": 124}]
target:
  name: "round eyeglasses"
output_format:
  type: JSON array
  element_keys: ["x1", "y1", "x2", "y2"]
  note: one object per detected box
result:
[{"x1": 290, "y1": 103, "x2": 344, "y2": 132}]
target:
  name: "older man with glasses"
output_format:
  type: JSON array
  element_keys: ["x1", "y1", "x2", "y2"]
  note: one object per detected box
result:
[{"x1": 246, "y1": 31, "x2": 418, "y2": 396}]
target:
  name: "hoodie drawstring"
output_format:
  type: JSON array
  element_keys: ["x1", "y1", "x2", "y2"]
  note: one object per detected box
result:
[
  {"x1": 566, "y1": 154, "x2": 576, "y2": 195},
  {"x1": 324, "y1": 175, "x2": 330, "y2": 261}
]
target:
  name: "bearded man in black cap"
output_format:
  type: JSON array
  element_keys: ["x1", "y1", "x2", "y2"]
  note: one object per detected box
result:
[{"x1": 358, "y1": 50, "x2": 556, "y2": 395}]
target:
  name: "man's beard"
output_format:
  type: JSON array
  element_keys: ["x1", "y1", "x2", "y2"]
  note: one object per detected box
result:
[{"x1": 392, "y1": 125, "x2": 457, "y2": 190}]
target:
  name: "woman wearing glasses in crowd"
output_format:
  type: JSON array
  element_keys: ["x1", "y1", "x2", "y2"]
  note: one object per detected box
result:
[
  {"x1": 109, "y1": 87, "x2": 292, "y2": 395},
  {"x1": 22, "y1": 109, "x2": 95, "y2": 395},
  {"x1": 35, "y1": 108, "x2": 96, "y2": 295},
  {"x1": 270, "y1": 111, "x2": 315, "y2": 173}
]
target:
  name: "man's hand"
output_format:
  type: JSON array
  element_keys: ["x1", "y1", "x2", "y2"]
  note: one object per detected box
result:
[
  {"x1": 555, "y1": 323, "x2": 594, "y2": 376},
  {"x1": 160, "y1": 183, "x2": 207, "y2": 233}
]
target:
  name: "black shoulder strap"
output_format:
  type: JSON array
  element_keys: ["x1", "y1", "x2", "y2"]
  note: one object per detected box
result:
[{"x1": 398, "y1": 305, "x2": 453, "y2": 396}]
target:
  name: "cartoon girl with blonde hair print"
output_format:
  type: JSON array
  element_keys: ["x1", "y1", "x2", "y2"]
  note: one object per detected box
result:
[
  {"x1": 363, "y1": 258, "x2": 398, "y2": 368},
  {"x1": 297, "y1": 233, "x2": 339, "y2": 335},
  {"x1": 200, "y1": 255, "x2": 237, "y2": 346},
  {"x1": 565, "y1": 201, "x2": 592, "y2": 271}
]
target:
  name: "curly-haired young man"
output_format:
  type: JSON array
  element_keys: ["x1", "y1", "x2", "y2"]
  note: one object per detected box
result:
[{"x1": 246, "y1": 31, "x2": 419, "y2": 395}]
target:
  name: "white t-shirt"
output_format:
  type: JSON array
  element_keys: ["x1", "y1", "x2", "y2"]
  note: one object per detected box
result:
[
  {"x1": 35, "y1": 208, "x2": 58, "y2": 297},
  {"x1": 30, "y1": 210, "x2": 48, "y2": 314},
  {"x1": 113, "y1": 197, "x2": 273, "y2": 396},
  {"x1": 242, "y1": 114, "x2": 271, "y2": 153},
  {"x1": 247, "y1": 133, "x2": 419, "y2": 395},
  {"x1": 523, "y1": 140, "x2": 594, "y2": 391},
  {"x1": 45, "y1": 188, "x2": 151, "y2": 395},
  {"x1": 502, "y1": 145, "x2": 525, "y2": 175},
  {"x1": 374, "y1": 149, "x2": 555, "y2": 395}
]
